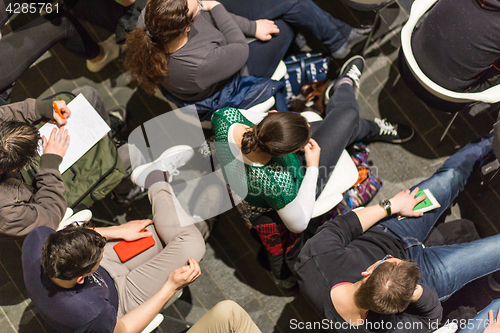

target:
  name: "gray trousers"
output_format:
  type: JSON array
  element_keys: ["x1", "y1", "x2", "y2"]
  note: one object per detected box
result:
[{"x1": 100, "y1": 183, "x2": 206, "y2": 317}]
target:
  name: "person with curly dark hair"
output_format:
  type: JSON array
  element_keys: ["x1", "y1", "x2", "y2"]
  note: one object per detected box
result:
[{"x1": 124, "y1": 0, "x2": 370, "y2": 110}]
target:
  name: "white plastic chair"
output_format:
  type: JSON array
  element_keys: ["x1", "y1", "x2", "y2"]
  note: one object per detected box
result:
[
  {"x1": 401, "y1": 0, "x2": 500, "y2": 104},
  {"x1": 401, "y1": 0, "x2": 500, "y2": 141},
  {"x1": 245, "y1": 60, "x2": 287, "y2": 114},
  {"x1": 300, "y1": 111, "x2": 359, "y2": 218},
  {"x1": 432, "y1": 322, "x2": 458, "y2": 333},
  {"x1": 141, "y1": 314, "x2": 164, "y2": 333},
  {"x1": 57, "y1": 208, "x2": 93, "y2": 231}
]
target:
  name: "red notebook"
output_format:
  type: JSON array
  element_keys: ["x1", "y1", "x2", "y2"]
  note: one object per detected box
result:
[{"x1": 113, "y1": 229, "x2": 155, "y2": 262}]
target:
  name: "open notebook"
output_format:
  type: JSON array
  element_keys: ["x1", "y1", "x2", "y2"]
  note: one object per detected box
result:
[{"x1": 38, "y1": 94, "x2": 110, "y2": 173}]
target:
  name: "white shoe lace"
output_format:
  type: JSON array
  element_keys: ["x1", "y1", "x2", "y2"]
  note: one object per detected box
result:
[
  {"x1": 374, "y1": 118, "x2": 398, "y2": 136},
  {"x1": 346, "y1": 65, "x2": 362, "y2": 87},
  {"x1": 162, "y1": 154, "x2": 183, "y2": 180}
]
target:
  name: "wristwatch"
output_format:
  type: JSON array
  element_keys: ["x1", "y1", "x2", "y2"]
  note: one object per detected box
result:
[{"x1": 379, "y1": 199, "x2": 392, "y2": 217}]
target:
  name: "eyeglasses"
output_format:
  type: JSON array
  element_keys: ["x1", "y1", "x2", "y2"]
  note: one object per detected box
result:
[
  {"x1": 192, "y1": 0, "x2": 203, "y2": 21},
  {"x1": 371, "y1": 254, "x2": 393, "y2": 273}
]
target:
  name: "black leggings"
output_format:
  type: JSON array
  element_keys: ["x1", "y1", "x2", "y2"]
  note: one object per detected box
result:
[{"x1": 308, "y1": 83, "x2": 379, "y2": 197}]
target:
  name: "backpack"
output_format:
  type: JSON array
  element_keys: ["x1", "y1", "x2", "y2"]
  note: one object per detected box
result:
[
  {"x1": 21, "y1": 92, "x2": 125, "y2": 208},
  {"x1": 281, "y1": 53, "x2": 330, "y2": 103}
]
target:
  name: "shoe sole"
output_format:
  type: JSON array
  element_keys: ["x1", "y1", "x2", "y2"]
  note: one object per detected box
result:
[
  {"x1": 391, "y1": 127, "x2": 415, "y2": 144},
  {"x1": 131, "y1": 145, "x2": 194, "y2": 185}
]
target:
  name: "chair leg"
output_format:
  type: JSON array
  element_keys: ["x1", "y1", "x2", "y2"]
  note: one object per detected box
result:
[
  {"x1": 439, "y1": 112, "x2": 459, "y2": 143},
  {"x1": 362, "y1": 10, "x2": 379, "y2": 55},
  {"x1": 362, "y1": 0, "x2": 399, "y2": 56}
]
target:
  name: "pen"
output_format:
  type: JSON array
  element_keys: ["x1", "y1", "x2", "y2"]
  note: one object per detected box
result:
[{"x1": 53, "y1": 101, "x2": 65, "y2": 120}]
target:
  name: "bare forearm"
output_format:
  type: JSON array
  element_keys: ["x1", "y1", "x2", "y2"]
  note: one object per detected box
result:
[
  {"x1": 118, "y1": 282, "x2": 177, "y2": 333},
  {"x1": 354, "y1": 204, "x2": 387, "y2": 232},
  {"x1": 95, "y1": 226, "x2": 121, "y2": 240}
]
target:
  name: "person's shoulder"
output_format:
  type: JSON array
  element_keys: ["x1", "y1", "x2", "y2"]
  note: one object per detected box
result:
[
  {"x1": 23, "y1": 226, "x2": 55, "y2": 249},
  {"x1": 212, "y1": 107, "x2": 244, "y2": 124},
  {"x1": 39, "y1": 289, "x2": 117, "y2": 333}
]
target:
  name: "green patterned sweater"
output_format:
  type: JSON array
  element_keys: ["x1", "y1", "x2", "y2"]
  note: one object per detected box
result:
[{"x1": 212, "y1": 107, "x2": 304, "y2": 210}]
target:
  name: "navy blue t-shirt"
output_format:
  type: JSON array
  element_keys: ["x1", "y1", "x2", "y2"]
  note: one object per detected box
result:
[{"x1": 22, "y1": 227, "x2": 119, "y2": 333}]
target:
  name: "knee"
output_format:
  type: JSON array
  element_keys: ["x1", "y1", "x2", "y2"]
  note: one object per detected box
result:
[
  {"x1": 183, "y1": 226, "x2": 206, "y2": 261},
  {"x1": 72, "y1": 86, "x2": 102, "y2": 105},
  {"x1": 211, "y1": 300, "x2": 243, "y2": 318},
  {"x1": 338, "y1": 104, "x2": 360, "y2": 127}
]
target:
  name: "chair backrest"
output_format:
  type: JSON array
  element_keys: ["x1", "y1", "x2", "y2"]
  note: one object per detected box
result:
[
  {"x1": 141, "y1": 314, "x2": 164, "y2": 333},
  {"x1": 401, "y1": 0, "x2": 500, "y2": 104}
]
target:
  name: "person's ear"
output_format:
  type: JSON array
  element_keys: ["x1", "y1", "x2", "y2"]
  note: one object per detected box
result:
[
  {"x1": 185, "y1": 26, "x2": 191, "y2": 33},
  {"x1": 361, "y1": 270, "x2": 371, "y2": 278},
  {"x1": 76, "y1": 276, "x2": 85, "y2": 284}
]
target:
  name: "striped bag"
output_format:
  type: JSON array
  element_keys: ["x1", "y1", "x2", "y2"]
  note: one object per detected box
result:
[{"x1": 336, "y1": 143, "x2": 382, "y2": 214}]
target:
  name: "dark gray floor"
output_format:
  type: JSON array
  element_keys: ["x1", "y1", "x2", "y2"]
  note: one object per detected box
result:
[{"x1": 1, "y1": 0, "x2": 499, "y2": 332}]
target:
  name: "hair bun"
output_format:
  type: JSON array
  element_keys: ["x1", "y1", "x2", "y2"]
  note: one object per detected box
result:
[{"x1": 241, "y1": 129, "x2": 259, "y2": 154}]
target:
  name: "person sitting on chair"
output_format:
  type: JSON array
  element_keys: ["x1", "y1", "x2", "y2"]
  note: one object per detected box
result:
[
  {"x1": 398, "y1": 0, "x2": 500, "y2": 111},
  {"x1": 0, "y1": 86, "x2": 126, "y2": 236},
  {"x1": 211, "y1": 55, "x2": 414, "y2": 287},
  {"x1": 295, "y1": 135, "x2": 500, "y2": 332},
  {"x1": 22, "y1": 147, "x2": 261, "y2": 333},
  {"x1": 124, "y1": 0, "x2": 371, "y2": 115}
]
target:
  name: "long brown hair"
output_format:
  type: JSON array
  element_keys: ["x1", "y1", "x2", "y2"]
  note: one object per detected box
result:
[
  {"x1": 241, "y1": 112, "x2": 311, "y2": 156},
  {"x1": 124, "y1": 0, "x2": 192, "y2": 94}
]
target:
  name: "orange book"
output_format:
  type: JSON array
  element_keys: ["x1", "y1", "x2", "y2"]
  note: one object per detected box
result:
[{"x1": 113, "y1": 230, "x2": 155, "y2": 262}]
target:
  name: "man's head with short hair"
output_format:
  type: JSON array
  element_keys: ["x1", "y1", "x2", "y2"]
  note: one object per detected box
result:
[
  {"x1": 42, "y1": 224, "x2": 106, "y2": 281},
  {"x1": 0, "y1": 121, "x2": 40, "y2": 174},
  {"x1": 354, "y1": 259, "x2": 421, "y2": 314}
]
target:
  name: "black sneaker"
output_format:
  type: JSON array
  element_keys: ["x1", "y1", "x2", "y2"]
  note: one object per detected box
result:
[
  {"x1": 369, "y1": 118, "x2": 415, "y2": 144},
  {"x1": 108, "y1": 106, "x2": 127, "y2": 137},
  {"x1": 325, "y1": 55, "x2": 365, "y2": 104}
]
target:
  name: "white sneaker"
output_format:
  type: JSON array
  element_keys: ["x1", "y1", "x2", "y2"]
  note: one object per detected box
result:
[
  {"x1": 131, "y1": 145, "x2": 194, "y2": 188},
  {"x1": 86, "y1": 34, "x2": 120, "y2": 73},
  {"x1": 192, "y1": 184, "x2": 224, "y2": 222}
]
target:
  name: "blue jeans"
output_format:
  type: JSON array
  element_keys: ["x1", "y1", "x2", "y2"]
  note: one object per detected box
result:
[
  {"x1": 459, "y1": 299, "x2": 500, "y2": 333},
  {"x1": 379, "y1": 136, "x2": 498, "y2": 301},
  {"x1": 219, "y1": 0, "x2": 352, "y2": 55}
]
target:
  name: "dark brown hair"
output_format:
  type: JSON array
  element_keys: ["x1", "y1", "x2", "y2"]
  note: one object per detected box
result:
[
  {"x1": 241, "y1": 112, "x2": 310, "y2": 156},
  {"x1": 42, "y1": 224, "x2": 106, "y2": 280},
  {"x1": 0, "y1": 121, "x2": 40, "y2": 174},
  {"x1": 354, "y1": 260, "x2": 421, "y2": 314},
  {"x1": 124, "y1": 0, "x2": 192, "y2": 94}
]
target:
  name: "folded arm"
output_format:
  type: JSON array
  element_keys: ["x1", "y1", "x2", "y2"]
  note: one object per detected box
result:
[
  {"x1": 196, "y1": 4, "x2": 248, "y2": 90},
  {"x1": 277, "y1": 167, "x2": 318, "y2": 233}
]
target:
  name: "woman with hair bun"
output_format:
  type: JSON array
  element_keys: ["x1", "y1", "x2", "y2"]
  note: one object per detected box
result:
[
  {"x1": 212, "y1": 56, "x2": 414, "y2": 234},
  {"x1": 212, "y1": 56, "x2": 414, "y2": 286},
  {"x1": 124, "y1": 0, "x2": 370, "y2": 113}
]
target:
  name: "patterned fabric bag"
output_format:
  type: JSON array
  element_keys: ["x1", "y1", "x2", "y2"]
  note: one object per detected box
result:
[
  {"x1": 336, "y1": 143, "x2": 382, "y2": 214},
  {"x1": 281, "y1": 53, "x2": 330, "y2": 103}
]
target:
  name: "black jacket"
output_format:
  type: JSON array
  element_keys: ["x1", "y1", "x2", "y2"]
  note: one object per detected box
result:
[{"x1": 412, "y1": 0, "x2": 500, "y2": 92}]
